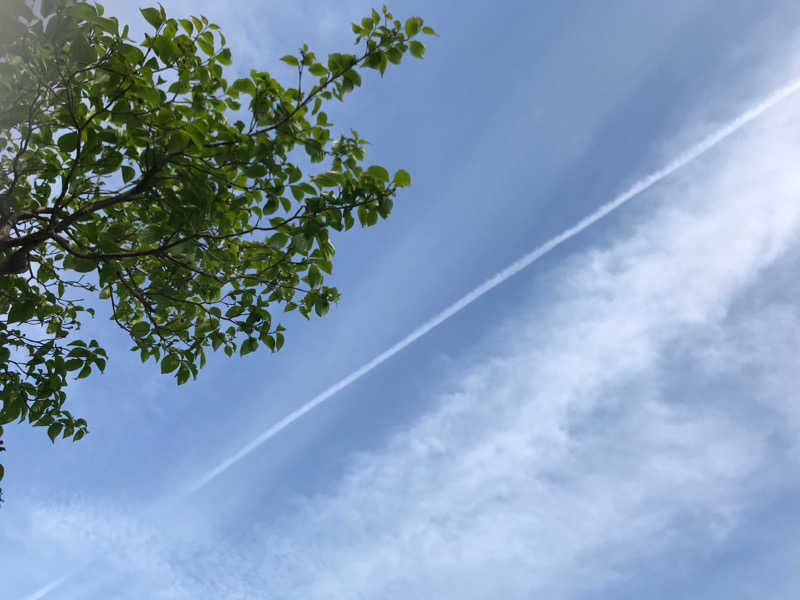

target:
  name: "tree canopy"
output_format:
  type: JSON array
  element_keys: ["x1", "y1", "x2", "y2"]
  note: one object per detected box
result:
[{"x1": 0, "y1": 0, "x2": 434, "y2": 496}]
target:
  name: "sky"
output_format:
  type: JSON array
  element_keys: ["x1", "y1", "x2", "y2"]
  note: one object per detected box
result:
[{"x1": 4, "y1": 1, "x2": 800, "y2": 598}]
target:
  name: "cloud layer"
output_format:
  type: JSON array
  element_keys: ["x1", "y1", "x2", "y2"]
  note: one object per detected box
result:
[
  {"x1": 14, "y1": 84, "x2": 800, "y2": 600},
  {"x1": 244, "y1": 98, "x2": 800, "y2": 599}
]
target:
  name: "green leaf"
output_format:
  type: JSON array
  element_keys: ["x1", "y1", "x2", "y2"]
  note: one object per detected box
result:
[
  {"x1": 313, "y1": 171, "x2": 342, "y2": 187},
  {"x1": 176, "y1": 364, "x2": 191, "y2": 385},
  {"x1": 57, "y1": 132, "x2": 78, "y2": 153},
  {"x1": 47, "y1": 423, "x2": 63, "y2": 443},
  {"x1": 217, "y1": 48, "x2": 232, "y2": 65},
  {"x1": 224, "y1": 305, "x2": 244, "y2": 318},
  {"x1": 71, "y1": 36, "x2": 96, "y2": 65},
  {"x1": 231, "y1": 77, "x2": 256, "y2": 97},
  {"x1": 290, "y1": 185, "x2": 305, "y2": 201},
  {"x1": 240, "y1": 337, "x2": 258, "y2": 356},
  {"x1": 269, "y1": 232, "x2": 289, "y2": 249},
  {"x1": 196, "y1": 33, "x2": 214, "y2": 55},
  {"x1": 63, "y1": 255, "x2": 97, "y2": 273},
  {"x1": 64, "y1": 359, "x2": 83, "y2": 372},
  {"x1": 409, "y1": 40, "x2": 426, "y2": 59},
  {"x1": 307, "y1": 265, "x2": 322, "y2": 288},
  {"x1": 122, "y1": 165, "x2": 135, "y2": 183},
  {"x1": 393, "y1": 169, "x2": 411, "y2": 187},
  {"x1": 263, "y1": 335, "x2": 275, "y2": 351},
  {"x1": 94, "y1": 17, "x2": 119, "y2": 35},
  {"x1": 314, "y1": 297, "x2": 330, "y2": 316},
  {"x1": 422, "y1": 26, "x2": 438, "y2": 36},
  {"x1": 245, "y1": 163, "x2": 268, "y2": 178},
  {"x1": 281, "y1": 55, "x2": 299, "y2": 67},
  {"x1": 160, "y1": 353, "x2": 180, "y2": 374},
  {"x1": 404, "y1": 17, "x2": 422, "y2": 38},
  {"x1": 68, "y1": 3, "x2": 97, "y2": 21},
  {"x1": 292, "y1": 233, "x2": 311, "y2": 253},
  {"x1": 162, "y1": 19, "x2": 177, "y2": 39},
  {"x1": 263, "y1": 196, "x2": 279, "y2": 214},
  {"x1": 7, "y1": 301, "x2": 36, "y2": 324},
  {"x1": 386, "y1": 46, "x2": 403, "y2": 65},
  {"x1": 131, "y1": 321, "x2": 150, "y2": 338},
  {"x1": 365, "y1": 165, "x2": 389, "y2": 183},
  {"x1": 308, "y1": 63, "x2": 328, "y2": 76},
  {"x1": 167, "y1": 132, "x2": 189, "y2": 154},
  {"x1": 378, "y1": 196, "x2": 393, "y2": 218},
  {"x1": 140, "y1": 7, "x2": 163, "y2": 29}
]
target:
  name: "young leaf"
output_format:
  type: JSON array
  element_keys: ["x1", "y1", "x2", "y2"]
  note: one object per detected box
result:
[
  {"x1": 140, "y1": 7, "x2": 163, "y2": 29},
  {"x1": 196, "y1": 33, "x2": 214, "y2": 55},
  {"x1": 240, "y1": 337, "x2": 258, "y2": 356},
  {"x1": 7, "y1": 301, "x2": 35, "y2": 324},
  {"x1": 47, "y1": 423, "x2": 63, "y2": 443},
  {"x1": 160, "y1": 353, "x2": 180, "y2": 374},
  {"x1": 307, "y1": 265, "x2": 323, "y2": 288},
  {"x1": 404, "y1": 16, "x2": 421, "y2": 38},
  {"x1": 130, "y1": 321, "x2": 150, "y2": 338},
  {"x1": 365, "y1": 165, "x2": 389, "y2": 183},
  {"x1": 176, "y1": 365, "x2": 191, "y2": 385},
  {"x1": 217, "y1": 48, "x2": 232, "y2": 65},
  {"x1": 313, "y1": 171, "x2": 342, "y2": 187},
  {"x1": 393, "y1": 169, "x2": 411, "y2": 187}
]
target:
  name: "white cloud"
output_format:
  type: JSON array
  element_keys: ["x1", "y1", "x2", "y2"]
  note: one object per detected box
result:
[
  {"x1": 14, "y1": 86, "x2": 800, "y2": 599},
  {"x1": 11, "y1": 8, "x2": 800, "y2": 591},
  {"x1": 242, "y1": 97, "x2": 800, "y2": 598}
]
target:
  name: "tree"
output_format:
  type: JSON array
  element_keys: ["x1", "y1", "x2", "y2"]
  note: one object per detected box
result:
[{"x1": 0, "y1": 0, "x2": 435, "y2": 495}]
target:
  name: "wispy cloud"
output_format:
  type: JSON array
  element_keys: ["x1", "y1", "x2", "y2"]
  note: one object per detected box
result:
[
  {"x1": 15, "y1": 82, "x2": 800, "y2": 598},
  {"x1": 186, "y1": 77, "x2": 800, "y2": 494},
  {"x1": 245, "y1": 96, "x2": 800, "y2": 598}
]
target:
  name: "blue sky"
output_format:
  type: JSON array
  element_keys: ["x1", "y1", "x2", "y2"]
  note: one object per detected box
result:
[{"x1": 5, "y1": 1, "x2": 800, "y2": 598}]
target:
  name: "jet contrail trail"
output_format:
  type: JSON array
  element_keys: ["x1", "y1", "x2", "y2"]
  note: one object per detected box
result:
[
  {"x1": 21, "y1": 573, "x2": 73, "y2": 600},
  {"x1": 19, "y1": 76, "x2": 800, "y2": 599},
  {"x1": 187, "y1": 76, "x2": 800, "y2": 494}
]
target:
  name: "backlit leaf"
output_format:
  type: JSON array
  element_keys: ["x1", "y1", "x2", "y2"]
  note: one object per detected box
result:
[{"x1": 140, "y1": 7, "x2": 163, "y2": 29}]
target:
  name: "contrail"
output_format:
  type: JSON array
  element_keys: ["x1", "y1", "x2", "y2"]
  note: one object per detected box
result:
[
  {"x1": 21, "y1": 573, "x2": 73, "y2": 600},
  {"x1": 19, "y1": 77, "x2": 800, "y2": 599},
  {"x1": 187, "y1": 76, "x2": 800, "y2": 494}
]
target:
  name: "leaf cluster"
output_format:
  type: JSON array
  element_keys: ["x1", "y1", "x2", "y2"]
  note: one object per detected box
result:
[{"x1": 0, "y1": 0, "x2": 434, "y2": 481}]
